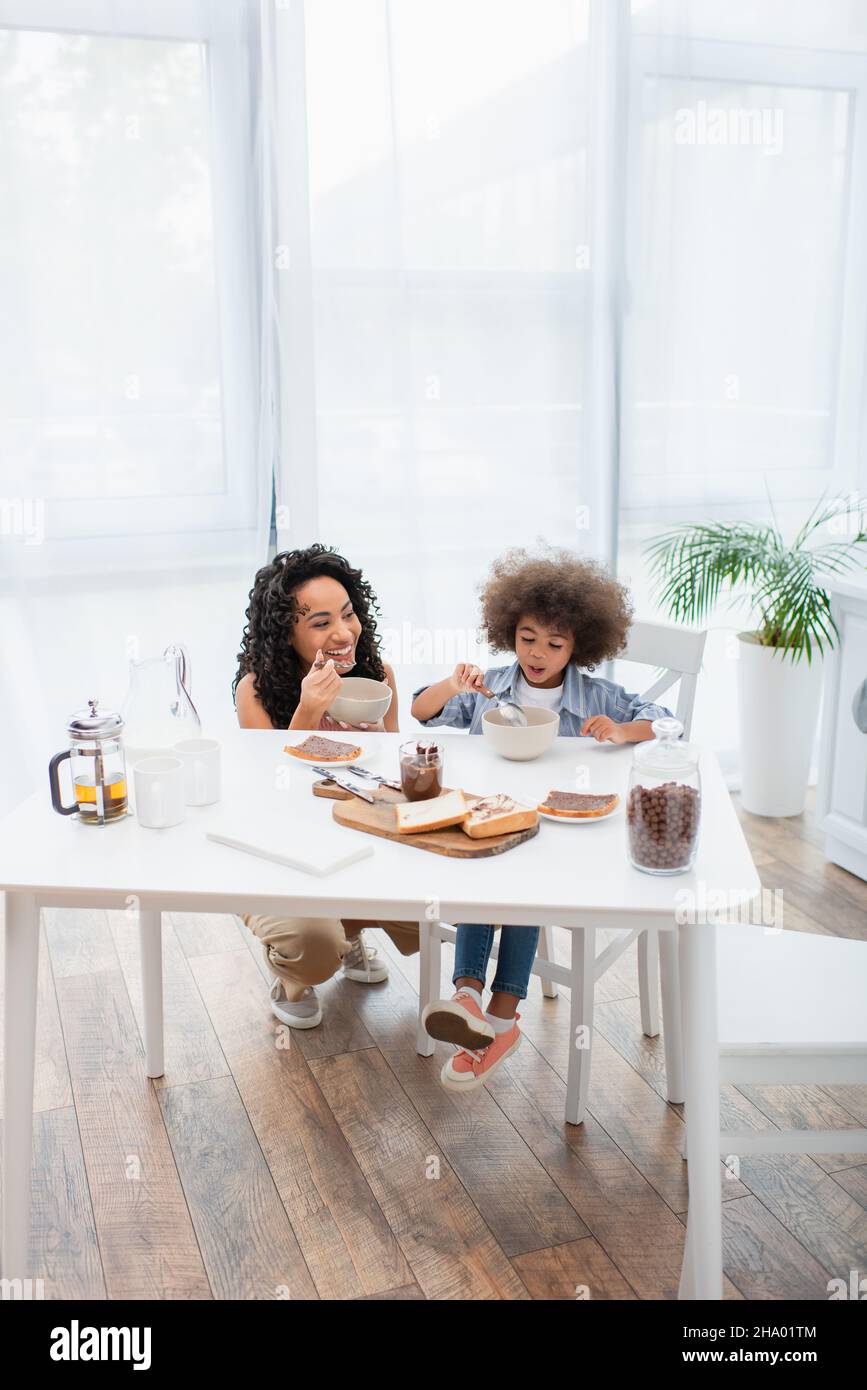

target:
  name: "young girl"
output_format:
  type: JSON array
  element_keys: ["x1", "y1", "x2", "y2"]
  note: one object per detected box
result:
[
  {"x1": 411, "y1": 546, "x2": 674, "y2": 1093},
  {"x1": 233, "y1": 544, "x2": 418, "y2": 1027}
]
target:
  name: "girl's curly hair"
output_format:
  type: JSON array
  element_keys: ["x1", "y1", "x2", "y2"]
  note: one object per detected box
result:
[
  {"x1": 232, "y1": 543, "x2": 386, "y2": 728},
  {"x1": 480, "y1": 546, "x2": 633, "y2": 671}
]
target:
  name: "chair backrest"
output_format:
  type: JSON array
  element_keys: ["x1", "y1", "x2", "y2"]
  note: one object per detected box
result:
[{"x1": 618, "y1": 620, "x2": 707, "y2": 739}]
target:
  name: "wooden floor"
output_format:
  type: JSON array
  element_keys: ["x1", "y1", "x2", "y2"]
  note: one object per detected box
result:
[{"x1": 2, "y1": 789, "x2": 866, "y2": 1301}]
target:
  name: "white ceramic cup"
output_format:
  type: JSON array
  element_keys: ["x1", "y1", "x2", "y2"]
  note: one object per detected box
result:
[
  {"x1": 133, "y1": 756, "x2": 186, "y2": 828},
  {"x1": 173, "y1": 737, "x2": 221, "y2": 806}
]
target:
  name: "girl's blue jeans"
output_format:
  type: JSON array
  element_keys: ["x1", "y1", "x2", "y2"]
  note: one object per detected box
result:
[{"x1": 452, "y1": 923, "x2": 540, "y2": 1000}]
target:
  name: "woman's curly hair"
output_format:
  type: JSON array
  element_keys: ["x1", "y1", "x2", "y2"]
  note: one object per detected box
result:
[
  {"x1": 232, "y1": 543, "x2": 386, "y2": 728},
  {"x1": 479, "y1": 546, "x2": 633, "y2": 671}
]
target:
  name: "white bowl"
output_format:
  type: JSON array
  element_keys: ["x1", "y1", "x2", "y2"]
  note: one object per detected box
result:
[
  {"x1": 482, "y1": 706, "x2": 560, "y2": 761},
  {"x1": 327, "y1": 676, "x2": 392, "y2": 727}
]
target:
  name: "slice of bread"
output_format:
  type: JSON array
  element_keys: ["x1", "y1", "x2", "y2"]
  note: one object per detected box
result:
[
  {"x1": 284, "y1": 735, "x2": 362, "y2": 763},
  {"x1": 539, "y1": 790, "x2": 619, "y2": 818},
  {"x1": 461, "y1": 793, "x2": 538, "y2": 839},
  {"x1": 394, "y1": 789, "x2": 468, "y2": 835}
]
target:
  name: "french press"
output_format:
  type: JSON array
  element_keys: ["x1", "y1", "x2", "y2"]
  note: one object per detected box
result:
[{"x1": 48, "y1": 699, "x2": 129, "y2": 825}]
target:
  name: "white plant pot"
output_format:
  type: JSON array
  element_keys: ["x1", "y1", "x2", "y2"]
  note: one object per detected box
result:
[{"x1": 737, "y1": 632, "x2": 824, "y2": 817}]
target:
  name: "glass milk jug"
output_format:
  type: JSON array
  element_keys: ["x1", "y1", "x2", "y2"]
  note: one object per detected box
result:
[
  {"x1": 121, "y1": 643, "x2": 201, "y2": 762},
  {"x1": 626, "y1": 717, "x2": 701, "y2": 875},
  {"x1": 48, "y1": 699, "x2": 129, "y2": 824}
]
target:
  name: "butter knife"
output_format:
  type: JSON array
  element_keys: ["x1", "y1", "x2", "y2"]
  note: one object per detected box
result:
[{"x1": 344, "y1": 766, "x2": 403, "y2": 791}]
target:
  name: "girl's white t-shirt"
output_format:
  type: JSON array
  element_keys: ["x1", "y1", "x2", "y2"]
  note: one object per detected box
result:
[{"x1": 515, "y1": 671, "x2": 564, "y2": 711}]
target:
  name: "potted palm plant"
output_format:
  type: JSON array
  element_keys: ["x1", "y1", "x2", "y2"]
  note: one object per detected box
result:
[{"x1": 646, "y1": 496, "x2": 867, "y2": 817}]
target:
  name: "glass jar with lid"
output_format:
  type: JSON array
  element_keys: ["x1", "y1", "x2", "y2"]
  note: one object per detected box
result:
[{"x1": 626, "y1": 717, "x2": 701, "y2": 875}]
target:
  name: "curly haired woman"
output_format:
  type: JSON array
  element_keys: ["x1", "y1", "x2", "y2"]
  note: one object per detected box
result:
[
  {"x1": 233, "y1": 544, "x2": 417, "y2": 1029},
  {"x1": 233, "y1": 543, "x2": 400, "y2": 734},
  {"x1": 411, "y1": 545, "x2": 674, "y2": 1094}
]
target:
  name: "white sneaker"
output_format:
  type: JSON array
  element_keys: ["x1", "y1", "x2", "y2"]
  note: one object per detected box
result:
[
  {"x1": 342, "y1": 931, "x2": 389, "y2": 984},
  {"x1": 269, "y1": 983, "x2": 322, "y2": 1029}
]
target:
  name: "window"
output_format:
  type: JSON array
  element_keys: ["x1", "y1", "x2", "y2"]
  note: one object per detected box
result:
[
  {"x1": 291, "y1": 0, "x2": 594, "y2": 633},
  {"x1": 621, "y1": 29, "x2": 867, "y2": 521},
  {"x1": 0, "y1": 0, "x2": 258, "y2": 564}
]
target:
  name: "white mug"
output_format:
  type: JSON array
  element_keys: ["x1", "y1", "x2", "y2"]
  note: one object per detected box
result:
[
  {"x1": 134, "y1": 756, "x2": 186, "y2": 828},
  {"x1": 173, "y1": 737, "x2": 221, "y2": 806}
]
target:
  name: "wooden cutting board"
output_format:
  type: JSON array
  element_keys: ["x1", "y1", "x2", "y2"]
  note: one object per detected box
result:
[{"x1": 330, "y1": 785, "x2": 540, "y2": 858}]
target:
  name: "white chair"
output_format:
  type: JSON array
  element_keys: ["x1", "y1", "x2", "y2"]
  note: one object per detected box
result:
[
  {"x1": 416, "y1": 619, "x2": 708, "y2": 1125},
  {"x1": 679, "y1": 923, "x2": 867, "y2": 1299}
]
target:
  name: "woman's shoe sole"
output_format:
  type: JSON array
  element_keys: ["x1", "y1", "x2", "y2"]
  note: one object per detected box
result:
[
  {"x1": 422, "y1": 1000, "x2": 495, "y2": 1050},
  {"x1": 270, "y1": 1001, "x2": 323, "y2": 1029},
  {"x1": 440, "y1": 1034, "x2": 522, "y2": 1092},
  {"x1": 342, "y1": 965, "x2": 389, "y2": 983}
]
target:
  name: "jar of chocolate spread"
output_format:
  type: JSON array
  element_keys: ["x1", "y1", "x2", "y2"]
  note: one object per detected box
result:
[{"x1": 399, "y1": 740, "x2": 444, "y2": 801}]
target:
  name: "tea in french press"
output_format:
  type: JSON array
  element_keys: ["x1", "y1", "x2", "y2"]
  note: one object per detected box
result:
[{"x1": 48, "y1": 699, "x2": 129, "y2": 824}]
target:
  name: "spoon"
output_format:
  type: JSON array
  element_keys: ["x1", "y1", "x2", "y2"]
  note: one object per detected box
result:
[{"x1": 478, "y1": 684, "x2": 528, "y2": 728}]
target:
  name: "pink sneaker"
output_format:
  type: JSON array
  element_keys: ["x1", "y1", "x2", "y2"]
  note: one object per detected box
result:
[
  {"x1": 422, "y1": 988, "x2": 495, "y2": 1050},
  {"x1": 440, "y1": 1016, "x2": 522, "y2": 1092}
]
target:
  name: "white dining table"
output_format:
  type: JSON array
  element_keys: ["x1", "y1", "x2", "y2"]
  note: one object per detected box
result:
[{"x1": 0, "y1": 728, "x2": 759, "y2": 1299}]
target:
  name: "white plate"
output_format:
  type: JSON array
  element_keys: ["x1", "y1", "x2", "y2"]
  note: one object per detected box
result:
[
  {"x1": 538, "y1": 802, "x2": 621, "y2": 826},
  {"x1": 282, "y1": 737, "x2": 375, "y2": 770}
]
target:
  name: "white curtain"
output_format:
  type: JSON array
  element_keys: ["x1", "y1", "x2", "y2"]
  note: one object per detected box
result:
[
  {"x1": 3, "y1": 0, "x2": 865, "y2": 818},
  {"x1": 264, "y1": 0, "x2": 867, "y2": 768},
  {"x1": 622, "y1": 0, "x2": 867, "y2": 521},
  {"x1": 0, "y1": 0, "x2": 273, "y2": 817},
  {"x1": 615, "y1": 0, "x2": 867, "y2": 775},
  {"x1": 266, "y1": 0, "x2": 619, "y2": 686}
]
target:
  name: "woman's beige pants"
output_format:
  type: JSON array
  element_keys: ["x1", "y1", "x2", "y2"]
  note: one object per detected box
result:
[{"x1": 239, "y1": 913, "x2": 420, "y2": 1002}]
